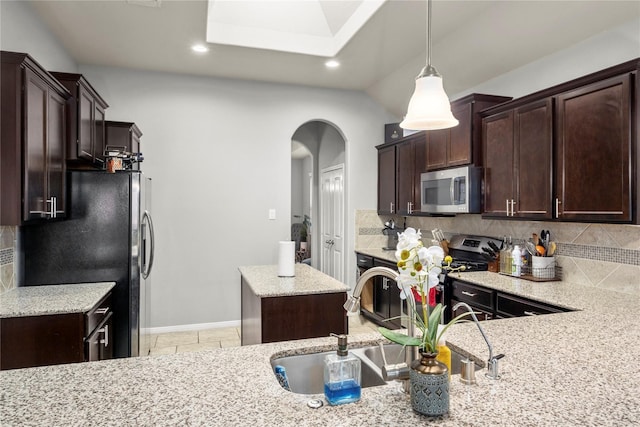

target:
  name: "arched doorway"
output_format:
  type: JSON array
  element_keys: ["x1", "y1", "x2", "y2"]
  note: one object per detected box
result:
[{"x1": 291, "y1": 120, "x2": 346, "y2": 282}]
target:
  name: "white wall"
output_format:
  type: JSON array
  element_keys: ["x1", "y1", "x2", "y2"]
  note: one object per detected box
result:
[
  {"x1": 77, "y1": 65, "x2": 393, "y2": 328},
  {"x1": 291, "y1": 159, "x2": 304, "y2": 221},
  {"x1": 454, "y1": 18, "x2": 640, "y2": 100},
  {"x1": 0, "y1": 1, "x2": 77, "y2": 72}
]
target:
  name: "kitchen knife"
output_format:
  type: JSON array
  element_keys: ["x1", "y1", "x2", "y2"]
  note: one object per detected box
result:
[
  {"x1": 482, "y1": 246, "x2": 496, "y2": 259},
  {"x1": 488, "y1": 241, "x2": 501, "y2": 253}
]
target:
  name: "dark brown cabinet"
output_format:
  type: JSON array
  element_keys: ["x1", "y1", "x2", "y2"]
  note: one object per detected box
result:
[
  {"x1": 555, "y1": 74, "x2": 632, "y2": 222},
  {"x1": 0, "y1": 292, "x2": 113, "y2": 370},
  {"x1": 1, "y1": 51, "x2": 70, "y2": 225},
  {"x1": 377, "y1": 132, "x2": 427, "y2": 215},
  {"x1": 396, "y1": 135, "x2": 425, "y2": 215},
  {"x1": 446, "y1": 278, "x2": 571, "y2": 322},
  {"x1": 377, "y1": 145, "x2": 396, "y2": 214},
  {"x1": 372, "y1": 258, "x2": 403, "y2": 329},
  {"x1": 483, "y1": 99, "x2": 553, "y2": 219},
  {"x1": 481, "y1": 59, "x2": 639, "y2": 223},
  {"x1": 449, "y1": 279, "x2": 494, "y2": 321},
  {"x1": 356, "y1": 253, "x2": 403, "y2": 329},
  {"x1": 240, "y1": 277, "x2": 347, "y2": 345},
  {"x1": 51, "y1": 72, "x2": 109, "y2": 168},
  {"x1": 425, "y1": 94, "x2": 512, "y2": 171},
  {"x1": 495, "y1": 292, "x2": 567, "y2": 318},
  {"x1": 105, "y1": 121, "x2": 143, "y2": 170}
]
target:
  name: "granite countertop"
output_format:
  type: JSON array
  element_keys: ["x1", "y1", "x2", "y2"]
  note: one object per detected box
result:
[
  {"x1": 2, "y1": 274, "x2": 639, "y2": 426},
  {"x1": 239, "y1": 263, "x2": 349, "y2": 297},
  {"x1": 0, "y1": 282, "x2": 116, "y2": 318}
]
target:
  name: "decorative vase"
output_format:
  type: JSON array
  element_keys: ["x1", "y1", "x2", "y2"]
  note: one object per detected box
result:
[{"x1": 410, "y1": 351, "x2": 450, "y2": 416}]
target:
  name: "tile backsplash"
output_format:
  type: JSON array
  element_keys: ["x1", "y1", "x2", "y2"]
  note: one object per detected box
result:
[
  {"x1": 0, "y1": 226, "x2": 17, "y2": 292},
  {"x1": 356, "y1": 210, "x2": 640, "y2": 296}
]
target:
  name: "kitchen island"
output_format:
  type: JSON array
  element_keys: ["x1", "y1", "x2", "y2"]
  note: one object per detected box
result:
[
  {"x1": 1, "y1": 273, "x2": 639, "y2": 426},
  {"x1": 239, "y1": 263, "x2": 349, "y2": 345}
]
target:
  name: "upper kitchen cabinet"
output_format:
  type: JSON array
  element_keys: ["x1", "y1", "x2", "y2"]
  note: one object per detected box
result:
[
  {"x1": 377, "y1": 132, "x2": 427, "y2": 215},
  {"x1": 481, "y1": 58, "x2": 639, "y2": 223},
  {"x1": 483, "y1": 99, "x2": 553, "y2": 219},
  {"x1": 105, "y1": 121, "x2": 143, "y2": 170},
  {"x1": 1, "y1": 51, "x2": 70, "y2": 225},
  {"x1": 425, "y1": 94, "x2": 512, "y2": 171},
  {"x1": 555, "y1": 75, "x2": 632, "y2": 222},
  {"x1": 377, "y1": 144, "x2": 396, "y2": 214},
  {"x1": 50, "y1": 72, "x2": 109, "y2": 169}
]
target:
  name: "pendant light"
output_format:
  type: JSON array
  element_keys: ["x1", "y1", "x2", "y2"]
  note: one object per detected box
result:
[{"x1": 400, "y1": 0, "x2": 458, "y2": 131}]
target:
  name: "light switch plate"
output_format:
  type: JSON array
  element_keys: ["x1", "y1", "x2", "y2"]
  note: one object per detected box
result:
[{"x1": 268, "y1": 209, "x2": 276, "y2": 220}]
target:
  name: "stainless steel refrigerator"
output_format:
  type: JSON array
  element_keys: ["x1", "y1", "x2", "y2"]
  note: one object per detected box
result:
[{"x1": 20, "y1": 170, "x2": 155, "y2": 358}]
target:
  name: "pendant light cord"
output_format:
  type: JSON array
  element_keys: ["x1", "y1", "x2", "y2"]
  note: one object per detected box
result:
[{"x1": 427, "y1": 0, "x2": 432, "y2": 68}]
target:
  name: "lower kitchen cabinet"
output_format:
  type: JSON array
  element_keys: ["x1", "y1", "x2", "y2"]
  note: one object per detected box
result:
[
  {"x1": 356, "y1": 253, "x2": 403, "y2": 329},
  {"x1": 240, "y1": 277, "x2": 347, "y2": 345},
  {"x1": 0, "y1": 292, "x2": 113, "y2": 370},
  {"x1": 446, "y1": 277, "x2": 570, "y2": 321},
  {"x1": 449, "y1": 279, "x2": 495, "y2": 321}
]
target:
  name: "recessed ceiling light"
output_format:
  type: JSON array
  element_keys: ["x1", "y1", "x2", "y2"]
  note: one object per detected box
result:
[
  {"x1": 191, "y1": 44, "x2": 209, "y2": 53},
  {"x1": 325, "y1": 59, "x2": 340, "y2": 69}
]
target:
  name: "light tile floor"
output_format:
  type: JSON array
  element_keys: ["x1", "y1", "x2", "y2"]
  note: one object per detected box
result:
[{"x1": 149, "y1": 315, "x2": 378, "y2": 356}]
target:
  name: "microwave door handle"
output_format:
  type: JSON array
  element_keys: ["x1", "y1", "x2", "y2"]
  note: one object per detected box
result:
[
  {"x1": 450, "y1": 178, "x2": 456, "y2": 204},
  {"x1": 451, "y1": 177, "x2": 462, "y2": 204}
]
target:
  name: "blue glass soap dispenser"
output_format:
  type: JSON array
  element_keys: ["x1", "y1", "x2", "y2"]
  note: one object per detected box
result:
[{"x1": 323, "y1": 333, "x2": 361, "y2": 405}]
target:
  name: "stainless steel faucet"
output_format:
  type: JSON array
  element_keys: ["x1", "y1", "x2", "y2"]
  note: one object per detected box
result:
[
  {"x1": 345, "y1": 266, "x2": 416, "y2": 392},
  {"x1": 452, "y1": 302, "x2": 504, "y2": 380}
]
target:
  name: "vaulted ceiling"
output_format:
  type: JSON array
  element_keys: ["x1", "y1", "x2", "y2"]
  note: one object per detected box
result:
[{"x1": 29, "y1": 0, "x2": 640, "y2": 117}]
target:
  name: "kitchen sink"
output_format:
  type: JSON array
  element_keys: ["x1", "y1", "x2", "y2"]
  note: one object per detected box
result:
[
  {"x1": 362, "y1": 344, "x2": 483, "y2": 376},
  {"x1": 271, "y1": 344, "x2": 483, "y2": 394},
  {"x1": 271, "y1": 350, "x2": 386, "y2": 394}
]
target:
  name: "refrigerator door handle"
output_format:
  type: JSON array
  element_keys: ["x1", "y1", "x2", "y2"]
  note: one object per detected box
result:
[{"x1": 142, "y1": 210, "x2": 155, "y2": 279}]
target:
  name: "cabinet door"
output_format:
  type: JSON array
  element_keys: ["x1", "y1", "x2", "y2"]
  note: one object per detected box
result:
[
  {"x1": 78, "y1": 85, "x2": 94, "y2": 162},
  {"x1": 450, "y1": 298, "x2": 493, "y2": 321},
  {"x1": 377, "y1": 145, "x2": 396, "y2": 214},
  {"x1": 396, "y1": 141, "x2": 415, "y2": 214},
  {"x1": 425, "y1": 129, "x2": 448, "y2": 170},
  {"x1": 93, "y1": 104, "x2": 106, "y2": 166},
  {"x1": 514, "y1": 99, "x2": 553, "y2": 219},
  {"x1": 483, "y1": 111, "x2": 514, "y2": 217},
  {"x1": 23, "y1": 68, "x2": 48, "y2": 221},
  {"x1": 47, "y1": 90, "x2": 67, "y2": 219},
  {"x1": 448, "y1": 102, "x2": 473, "y2": 166},
  {"x1": 555, "y1": 74, "x2": 632, "y2": 222}
]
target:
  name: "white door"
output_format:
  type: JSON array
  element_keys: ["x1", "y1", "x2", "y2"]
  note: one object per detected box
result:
[{"x1": 320, "y1": 164, "x2": 344, "y2": 282}]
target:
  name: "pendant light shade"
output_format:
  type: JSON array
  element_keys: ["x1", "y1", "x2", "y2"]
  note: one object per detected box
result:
[{"x1": 400, "y1": 0, "x2": 458, "y2": 131}]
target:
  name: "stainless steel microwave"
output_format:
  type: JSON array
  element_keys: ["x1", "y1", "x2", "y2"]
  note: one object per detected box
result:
[{"x1": 420, "y1": 166, "x2": 482, "y2": 214}]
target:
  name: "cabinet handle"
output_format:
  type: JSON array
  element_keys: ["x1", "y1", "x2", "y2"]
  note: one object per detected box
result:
[
  {"x1": 461, "y1": 291, "x2": 477, "y2": 297},
  {"x1": 523, "y1": 311, "x2": 539, "y2": 316},
  {"x1": 555, "y1": 198, "x2": 561, "y2": 218},
  {"x1": 95, "y1": 307, "x2": 109, "y2": 315},
  {"x1": 390, "y1": 202, "x2": 394, "y2": 213},
  {"x1": 45, "y1": 197, "x2": 57, "y2": 218},
  {"x1": 99, "y1": 324, "x2": 109, "y2": 347},
  {"x1": 506, "y1": 199, "x2": 510, "y2": 216},
  {"x1": 407, "y1": 202, "x2": 413, "y2": 214},
  {"x1": 511, "y1": 199, "x2": 516, "y2": 216}
]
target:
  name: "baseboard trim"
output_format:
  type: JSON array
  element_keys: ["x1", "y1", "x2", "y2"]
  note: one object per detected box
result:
[{"x1": 146, "y1": 320, "x2": 241, "y2": 335}]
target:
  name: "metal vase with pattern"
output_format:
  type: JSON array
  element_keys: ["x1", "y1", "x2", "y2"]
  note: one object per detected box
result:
[{"x1": 410, "y1": 351, "x2": 450, "y2": 416}]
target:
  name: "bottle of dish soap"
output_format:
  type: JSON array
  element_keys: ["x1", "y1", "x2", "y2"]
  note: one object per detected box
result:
[
  {"x1": 324, "y1": 333, "x2": 361, "y2": 405},
  {"x1": 435, "y1": 325, "x2": 452, "y2": 380}
]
